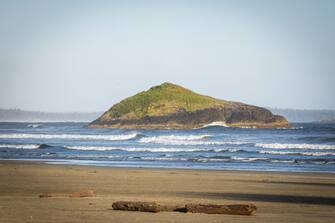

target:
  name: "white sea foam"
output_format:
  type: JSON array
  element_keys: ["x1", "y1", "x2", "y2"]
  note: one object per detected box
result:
[
  {"x1": 141, "y1": 156, "x2": 331, "y2": 164},
  {"x1": 292, "y1": 126, "x2": 304, "y2": 130},
  {"x1": 139, "y1": 135, "x2": 244, "y2": 145},
  {"x1": 27, "y1": 124, "x2": 40, "y2": 128},
  {"x1": 66, "y1": 146, "x2": 194, "y2": 152},
  {"x1": 66, "y1": 146, "x2": 238, "y2": 153},
  {"x1": 275, "y1": 126, "x2": 303, "y2": 130},
  {"x1": 189, "y1": 158, "x2": 229, "y2": 162},
  {"x1": 65, "y1": 154, "x2": 126, "y2": 159},
  {"x1": 0, "y1": 143, "x2": 242, "y2": 153},
  {"x1": 184, "y1": 156, "x2": 271, "y2": 163},
  {"x1": 139, "y1": 157, "x2": 188, "y2": 161},
  {"x1": 0, "y1": 133, "x2": 138, "y2": 141},
  {"x1": 256, "y1": 143, "x2": 335, "y2": 150},
  {"x1": 143, "y1": 135, "x2": 211, "y2": 141},
  {"x1": 259, "y1": 150, "x2": 335, "y2": 156},
  {"x1": 137, "y1": 156, "x2": 286, "y2": 163},
  {"x1": 231, "y1": 157, "x2": 269, "y2": 162},
  {"x1": 202, "y1": 122, "x2": 228, "y2": 128},
  {"x1": 268, "y1": 160, "x2": 295, "y2": 163},
  {"x1": 239, "y1": 126, "x2": 256, "y2": 129},
  {"x1": 0, "y1": 144, "x2": 40, "y2": 149}
]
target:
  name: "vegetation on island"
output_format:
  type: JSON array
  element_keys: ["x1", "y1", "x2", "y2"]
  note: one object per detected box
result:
[{"x1": 103, "y1": 82, "x2": 226, "y2": 120}]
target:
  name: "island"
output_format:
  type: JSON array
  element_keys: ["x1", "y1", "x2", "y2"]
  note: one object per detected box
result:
[{"x1": 89, "y1": 82, "x2": 291, "y2": 129}]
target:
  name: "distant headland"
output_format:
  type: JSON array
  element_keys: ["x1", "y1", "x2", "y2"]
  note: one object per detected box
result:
[{"x1": 89, "y1": 82, "x2": 291, "y2": 129}]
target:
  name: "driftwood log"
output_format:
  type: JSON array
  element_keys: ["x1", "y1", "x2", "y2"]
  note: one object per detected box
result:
[
  {"x1": 39, "y1": 190, "x2": 95, "y2": 198},
  {"x1": 112, "y1": 201, "x2": 161, "y2": 213},
  {"x1": 112, "y1": 201, "x2": 257, "y2": 215},
  {"x1": 185, "y1": 203, "x2": 257, "y2": 215}
]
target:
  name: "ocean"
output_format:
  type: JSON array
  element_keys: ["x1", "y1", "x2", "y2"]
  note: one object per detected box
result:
[{"x1": 0, "y1": 122, "x2": 334, "y2": 172}]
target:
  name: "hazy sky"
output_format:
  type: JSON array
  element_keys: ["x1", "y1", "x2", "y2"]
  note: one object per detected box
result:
[{"x1": 1, "y1": 0, "x2": 334, "y2": 112}]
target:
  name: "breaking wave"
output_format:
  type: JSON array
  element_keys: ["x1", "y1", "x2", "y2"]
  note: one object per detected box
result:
[
  {"x1": 66, "y1": 146, "x2": 203, "y2": 152},
  {"x1": 259, "y1": 150, "x2": 335, "y2": 156},
  {"x1": 0, "y1": 144, "x2": 40, "y2": 149},
  {"x1": 139, "y1": 134, "x2": 245, "y2": 146},
  {"x1": 142, "y1": 134, "x2": 211, "y2": 141},
  {"x1": 134, "y1": 156, "x2": 334, "y2": 164},
  {"x1": 65, "y1": 146, "x2": 245, "y2": 153},
  {"x1": 201, "y1": 122, "x2": 228, "y2": 128},
  {"x1": 255, "y1": 143, "x2": 335, "y2": 150},
  {"x1": 27, "y1": 124, "x2": 41, "y2": 128},
  {"x1": 0, "y1": 133, "x2": 139, "y2": 141},
  {"x1": 0, "y1": 144, "x2": 248, "y2": 153}
]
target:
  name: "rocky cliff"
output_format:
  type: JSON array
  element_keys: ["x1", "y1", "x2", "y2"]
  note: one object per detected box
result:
[{"x1": 89, "y1": 82, "x2": 291, "y2": 129}]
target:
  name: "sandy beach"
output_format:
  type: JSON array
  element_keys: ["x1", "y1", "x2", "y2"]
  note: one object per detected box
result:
[{"x1": 0, "y1": 161, "x2": 334, "y2": 223}]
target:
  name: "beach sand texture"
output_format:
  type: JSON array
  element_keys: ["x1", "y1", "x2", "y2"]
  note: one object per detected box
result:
[{"x1": 0, "y1": 161, "x2": 334, "y2": 223}]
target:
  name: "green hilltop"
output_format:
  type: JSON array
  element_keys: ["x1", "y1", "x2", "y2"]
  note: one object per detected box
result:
[{"x1": 102, "y1": 82, "x2": 226, "y2": 120}]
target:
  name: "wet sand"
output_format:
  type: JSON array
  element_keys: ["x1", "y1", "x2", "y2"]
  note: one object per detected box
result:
[{"x1": 0, "y1": 161, "x2": 334, "y2": 223}]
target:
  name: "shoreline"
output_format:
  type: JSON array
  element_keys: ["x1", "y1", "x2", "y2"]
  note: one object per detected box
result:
[
  {"x1": 2, "y1": 158, "x2": 335, "y2": 174},
  {"x1": 1, "y1": 160, "x2": 335, "y2": 223}
]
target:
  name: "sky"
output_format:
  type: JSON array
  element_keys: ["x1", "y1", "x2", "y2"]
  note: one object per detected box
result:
[{"x1": 0, "y1": 0, "x2": 334, "y2": 112}]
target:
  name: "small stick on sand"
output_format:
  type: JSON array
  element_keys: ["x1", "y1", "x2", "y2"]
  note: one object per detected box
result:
[{"x1": 39, "y1": 190, "x2": 95, "y2": 198}]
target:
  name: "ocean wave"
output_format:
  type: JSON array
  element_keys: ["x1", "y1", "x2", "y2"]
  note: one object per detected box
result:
[
  {"x1": 27, "y1": 124, "x2": 41, "y2": 128},
  {"x1": 139, "y1": 135, "x2": 245, "y2": 146},
  {"x1": 288, "y1": 126, "x2": 304, "y2": 130},
  {"x1": 0, "y1": 133, "x2": 139, "y2": 141},
  {"x1": 0, "y1": 143, "x2": 249, "y2": 153},
  {"x1": 218, "y1": 156, "x2": 333, "y2": 164},
  {"x1": 139, "y1": 157, "x2": 189, "y2": 161},
  {"x1": 65, "y1": 146, "x2": 243, "y2": 153},
  {"x1": 0, "y1": 144, "x2": 40, "y2": 149},
  {"x1": 201, "y1": 122, "x2": 228, "y2": 128},
  {"x1": 297, "y1": 136, "x2": 335, "y2": 143},
  {"x1": 137, "y1": 156, "x2": 291, "y2": 163},
  {"x1": 231, "y1": 157, "x2": 270, "y2": 162},
  {"x1": 255, "y1": 143, "x2": 335, "y2": 150},
  {"x1": 64, "y1": 154, "x2": 127, "y2": 160},
  {"x1": 124, "y1": 156, "x2": 335, "y2": 164},
  {"x1": 67, "y1": 155, "x2": 335, "y2": 164},
  {"x1": 143, "y1": 134, "x2": 211, "y2": 141},
  {"x1": 259, "y1": 150, "x2": 335, "y2": 156},
  {"x1": 239, "y1": 126, "x2": 256, "y2": 129},
  {"x1": 66, "y1": 146, "x2": 204, "y2": 152},
  {"x1": 190, "y1": 155, "x2": 333, "y2": 164},
  {"x1": 136, "y1": 156, "x2": 241, "y2": 163},
  {"x1": 139, "y1": 156, "x2": 271, "y2": 163},
  {"x1": 293, "y1": 158, "x2": 335, "y2": 164},
  {"x1": 133, "y1": 156, "x2": 301, "y2": 164}
]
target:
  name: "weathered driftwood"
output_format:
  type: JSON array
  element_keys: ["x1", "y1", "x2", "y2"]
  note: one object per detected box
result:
[
  {"x1": 39, "y1": 190, "x2": 95, "y2": 198},
  {"x1": 112, "y1": 201, "x2": 161, "y2": 213},
  {"x1": 185, "y1": 203, "x2": 257, "y2": 215},
  {"x1": 159, "y1": 204, "x2": 187, "y2": 213},
  {"x1": 112, "y1": 201, "x2": 257, "y2": 215}
]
